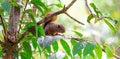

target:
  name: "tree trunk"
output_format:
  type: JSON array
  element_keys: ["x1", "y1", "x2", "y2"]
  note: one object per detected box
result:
[
  {"x1": 1, "y1": 0, "x2": 21, "y2": 59},
  {"x1": 2, "y1": 41, "x2": 17, "y2": 59}
]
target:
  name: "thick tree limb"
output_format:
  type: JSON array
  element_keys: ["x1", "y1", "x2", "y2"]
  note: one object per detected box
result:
[
  {"x1": 16, "y1": 0, "x2": 77, "y2": 44},
  {"x1": 8, "y1": 6, "x2": 20, "y2": 43},
  {"x1": 65, "y1": 12, "x2": 84, "y2": 25},
  {"x1": 8, "y1": 7, "x2": 20, "y2": 34}
]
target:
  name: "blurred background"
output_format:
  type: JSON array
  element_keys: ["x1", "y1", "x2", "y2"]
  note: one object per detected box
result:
[
  {"x1": 39, "y1": 0, "x2": 120, "y2": 59},
  {"x1": 45, "y1": 0, "x2": 120, "y2": 46}
]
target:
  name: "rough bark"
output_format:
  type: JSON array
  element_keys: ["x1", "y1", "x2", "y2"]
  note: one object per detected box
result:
[{"x1": 2, "y1": 41, "x2": 17, "y2": 59}]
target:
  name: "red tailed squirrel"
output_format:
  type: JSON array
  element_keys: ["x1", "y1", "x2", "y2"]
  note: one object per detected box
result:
[{"x1": 43, "y1": 11, "x2": 65, "y2": 35}]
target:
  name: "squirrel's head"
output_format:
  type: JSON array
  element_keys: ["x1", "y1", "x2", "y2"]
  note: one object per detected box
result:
[{"x1": 57, "y1": 24, "x2": 65, "y2": 33}]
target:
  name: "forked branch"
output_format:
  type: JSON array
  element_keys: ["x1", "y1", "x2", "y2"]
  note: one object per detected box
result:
[{"x1": 16, "y1": 0, "x2": 77, "y2": 44}]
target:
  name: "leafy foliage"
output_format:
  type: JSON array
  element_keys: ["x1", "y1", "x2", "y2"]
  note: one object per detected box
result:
[
  {"x1": 22, "y1": 42, "x2": 32, "y2": 59},
  {"x1": 74, "y1": 31, "x2": 83, "y2": 37},
  {"x1": 104, "y1": 19, "x2": 117, "y2": 34},
  {"x1": 1, "y1": 0, "x2": 11, "y2": 13},
  {"x1": 95, "y1": 43, "x2": 102, "y2": 59},
  {"x1": 72, "y1": 41, "x2": 86, "y2": 56},
  {"x1": 87, "y1": 14, "x2": 94, "y2": 23},
  {"x1": 87, "y1": 3, "x2": 117, "y2": 35},
  {"x1": 0, "y1": 0, "x2": 118, "y2": 59},
  {"x1": 52, "y1": 41, "x2": 59, "y2": 52},
  {"x1": 60, "y1": 39, "x2": 72, "y2": 57},
  {"x1": 83, "y1": 43, "x2": 96, "y2": 56}
]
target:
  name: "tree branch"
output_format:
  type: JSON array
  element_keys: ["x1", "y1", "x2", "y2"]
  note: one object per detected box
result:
[
  {"x1": 16, "y1": 0, "x2": 77, "y2": 44},
  {"x1": 65, "y1": 12, "x2": 84, "y2": 25},
  {"x1": 84, "y1": 0, "x2": 93, "y2": 14},
  {"x1": 0, "y1": 14, "x2": 7, "y2": 35},
  {"x1": 114, "y1": 55, "x2": 120, "y2": 59},
  {"x1": 8, "y1": 5, "x2": 20, "y2": 43},
  {"x1": 102, "y1": 48, "x2": 120, "y2": 59},
  {"x1": 37, "y1": 0, "x2": 77, "y2": 25},
  {"x1": 17, "y1": 0, "x2": 29, "y2": 33}
]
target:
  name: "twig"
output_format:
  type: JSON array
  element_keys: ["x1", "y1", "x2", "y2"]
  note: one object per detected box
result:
[
  {"x1": 0, "y1": 14, "x2": 7, "y2": 35},
  {"x1": 15, "y1": 0, "x2": 77, "y2": 44},
  {"x1": 65, "y1": 12, "x2": 84, "y2": 25},
  {"x1": 84, "y1": 0, "x2": 93, "y2": 14},
  {"x1": 18, "y1": 0, "x2": 29, "y2": 33},
  {"x1": 102, "y1": 48, "x2": 120, "y2": 59},
  {"x1": 114, "y1": 55, "x2": 120, "y2": 59},
  {"x1": 37, "y1": 0, "x2": 77, "y2": 25},
  {"x1": 21, "y1": 0, "x2": 28, "y2": 19},
  {"x1": 56, "y1": 35, "x2": 84, "y2": 41},
  {"x1": 16, "y1": 26, "x2": 35, "y2": 44}
]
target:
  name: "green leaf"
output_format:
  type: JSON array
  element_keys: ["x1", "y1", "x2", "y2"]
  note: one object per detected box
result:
[
  {"x1": 63, "y1": 55, "x2": 68, "y2": 59},
  {"x1": 11, "y1": 1, "x2": 22, "y2": 7},
  {"x1": 46, "y1": 46, "x2": 51, "y2": 53},
  {"x1": 74, "y1": 31, "x2": 83, "y2": 37},
  {"x1": 90, "y1": 3, "x2": 98, "y2": 15},
  {"x1": 94, "y1": 19, "x2": 100, "y2": 24},
  {"x1": 52, "y1": 41, "x2": 58, "y2": 52},
  {"x1": 104, "y1": 19, "x2": 117, "y2": 34},
  {"x1": 0, "y1": 47, "x2": 2, "y2": 57},
  {"x1": 90, "y1": 3, "x2": 97, "y2": 10},
  {"x1": 31, "y1": 0, "x2": 47, "y2": 11},
  {"x1": 23, "y1": 22, "x2": 34, "y2": 31},
  {"x1": 72, "y1": 41, "x2": 86, "y2": 56},
  {"x1": 28, "y1": 13, "x2": 36, "y2": 23},
  {"x1": 90, "y1": 3, "x2": 102, "y2": 17},
  {"x1": 31, "y1": 0, "x2": 48, "y2": 15},
  {"x1": 20, "y1": 52, "x2": 28, "y2": 59},
  {"x1": 78, "y1": 50, "x2": 82, "y2": 57},
  {"x1": 87, "y1": 14, "x2": 94, "y2": 23},
  {"x1": 14, "y1": 51, "x2": 19, "y2": 59},
  {"x1": 23, "y1": 42, "x2": 32, "y2": 59},
  {"x1": 104, "y1": 46, "x2": 114, "y2": 58},
  {"x1": 32, "y1": 38, "x2": 38, "y2": 49},
  {"x1": 0, "y1": 0, "x2": 2, "y2": 2},
  {"x1": 70, "y1": 39, "x2": 77, "y2": 45},
  {"x1": 83, "y1": 43, "x2": 96, "y2": 56},
  {"x1": 32, "y1": 3, "x2": 44, "y2": 15},
  {"x1": 1, "y1": 0, "x2": 11, "y2": 13},
  {"x1": 23, "y1": 9, "x2": 32, "y2": 14},
  {"x1": 38, "y1": 46, "x2": 42, "y2": 55},
  {"x1": 95, "y1": 43, "x2": 102, "y2": 59},
  {"x1": 89, "y1": 51, "x2": 95, "y2": 58},
  {"x1": 104, "y1": 17, "x2": 113, "y2": 20},
  {"x1": 28, "y1": 13, "x2": 39, "y2": 37},
  {"x1": 60, "y1": 39, "x2": 72, "y2": 57},
  {"x1": 37, "y1": 25, "x2": 45, "y2": 36},
  {"x1": 49, "y1": 4, "x2": 63, "y2": 8}
]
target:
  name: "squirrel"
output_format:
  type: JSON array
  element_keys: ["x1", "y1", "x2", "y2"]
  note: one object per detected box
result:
[{"x1": 43, "y1": 11, "x2": 65, "y2": 35}]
